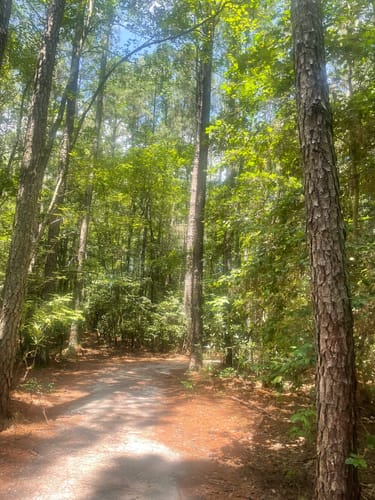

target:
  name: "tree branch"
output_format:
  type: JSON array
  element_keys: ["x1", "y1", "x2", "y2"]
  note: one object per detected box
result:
[{"x1": 72, "y1": 6, "x2": 227, "y2": 146}]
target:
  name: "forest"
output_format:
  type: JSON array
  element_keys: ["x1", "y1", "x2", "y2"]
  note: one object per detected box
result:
[{"x1": 0, "y1": 0, "x2": 374, "y2": 498}]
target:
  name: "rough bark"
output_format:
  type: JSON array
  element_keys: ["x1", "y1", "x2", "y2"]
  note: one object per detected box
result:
[
  {"x1": 291, "y1": 0, "x2": 359, "y2": 498},
  {"x1": 0, "y1": 0, "x2": 65, "y2": 418},
  {"x1": 184, "y1": 21, "x2": 214, "y2": 370},
  {"x1": 0, "y1": 0, "x2": 11, "y2": 69}
]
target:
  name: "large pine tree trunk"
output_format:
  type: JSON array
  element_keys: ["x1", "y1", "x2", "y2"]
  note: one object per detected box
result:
[
  {"x1": 291, "y1": 0, "x2": 359, "y2": 497},
  {"x1": 184, "y1": 21, "x2": 214, "y2": 370},
  {"x1": 0, "y1": 0, "x2": 11, "y2": 69},
  {"x1": 0, "y1": 0, "x2": 65, "y2": 418}
]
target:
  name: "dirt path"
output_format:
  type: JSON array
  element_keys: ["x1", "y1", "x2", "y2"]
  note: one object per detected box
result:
[
  {"x1": 0, "y1": 351, "x2": 318, "y2": 499},
  {"x1": 1, "y1": 358, "x2": 189, "y2": 499}
]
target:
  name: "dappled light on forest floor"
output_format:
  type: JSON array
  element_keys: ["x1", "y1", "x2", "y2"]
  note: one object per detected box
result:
[{"x1": 0, "y1": 346, "x2": 374, "y2": 499}]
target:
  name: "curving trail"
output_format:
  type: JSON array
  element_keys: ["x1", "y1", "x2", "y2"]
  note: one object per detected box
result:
[
  {"x1": 3, "y1": 359, "x2": 188, "y2": 500},
  {"x1": 0, "y1": 353, "x2": 317, "y2": 499}
]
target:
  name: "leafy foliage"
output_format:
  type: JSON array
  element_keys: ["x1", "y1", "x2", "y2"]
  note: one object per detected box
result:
[
  {"x1": 20, "y1": 294, "x2": 83, "y2": 366},
  {"x1": 290, "y1": 408, "x2": 316, "y2": 442},
  {"x1": 85, "y1": 277, "x2": 184, "y2": 351},
  {"x1": 19, "y1": 378, "x2": 55, "y2": 394},
  {"x1": 0, "y1": 0, "x2": 373, "y2": 396},
  {"x1": 345, "y1": 453, "x2": 368, "y2": 470}
]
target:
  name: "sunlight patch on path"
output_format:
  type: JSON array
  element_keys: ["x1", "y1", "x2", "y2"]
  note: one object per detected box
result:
[{"x1": 6, "y1": 360, "x2": 187, "y2": 500}]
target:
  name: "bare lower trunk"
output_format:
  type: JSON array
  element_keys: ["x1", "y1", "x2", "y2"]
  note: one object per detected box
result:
[
  {"x1": 291, "y1": 0, "x2": 359, "y2": 497},
  {"x1": 184, "y1": 21, "x2": 214, "y2": 371},
  {"x1": 43, "y1": 212, "x2": 64, "y2": 296},
  {"x1": 139, "y1": 206, "x2": 148, "y2": 297},
  {"x1": 68, "y1": 188, "x2": 92, "y2": 351},
  {"x1": 0, "y1": 0, "x2": 65, "y2": 418}
]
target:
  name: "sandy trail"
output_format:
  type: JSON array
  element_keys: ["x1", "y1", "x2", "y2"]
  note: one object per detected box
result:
[
  {"x1": 0, "y1": 353, "x2": 324, "y2": 499},
  {"x1": 4, "y1": 359, "x2": 188, "y2": 500}
]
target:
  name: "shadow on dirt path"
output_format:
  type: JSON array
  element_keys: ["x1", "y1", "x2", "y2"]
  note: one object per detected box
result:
[
  {"x1": 6, "y1": 350, "x2": 365, "y2": 499},
  {"x1": 1, "y1": 358, "x2": 190, "y2": 499},
  {"x1": 1, "y1": 350, "x2": 374, "y2": 499}
]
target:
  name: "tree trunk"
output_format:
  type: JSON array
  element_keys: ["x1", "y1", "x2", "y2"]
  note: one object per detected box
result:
[
  {"x1": 67, "y1": 18, "x2": 109, "y2": 351},
  {"x1": 291, "y1": 1, "x2": 359, "y2": 498},
  {"x1": 0, "y1": 0, "x2": 11, "y2": 69},
  {"x1": 0, "y1": 0, "x2": 65, "y2": 418},
  {"x1": 4, "y1": 83, "x2": 30, "y2": 183},
  {"x1": 67, "y1": 177, "x2": 93, "y2": 351},
  {"x1": 43, "y1": 2, "x2": 90, "y2": 296},
  {"x1": 347, "y1": 65, "x2": 361, "y2": 236},
  {"x1": 184, "y1": 20, "x2": 214, "y2": 371},
  {"x1": 139, "y1": 201, "x2": 149, "y2": 297}
]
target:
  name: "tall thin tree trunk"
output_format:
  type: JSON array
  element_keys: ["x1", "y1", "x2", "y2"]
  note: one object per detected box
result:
[
  {"x1": 347, "y1": 65, "x2": 361, "y2": 236},
  {"x1": 67, "y1": 175, "x2": 93, "y2": 350},
  {"x1": 43, "y1": 2, "x2": 91, "y2": 295},
  {"x1": 0, "y1": 0, "x2": 65, "y2": 418},
  {"x1": 125, "y1": 203, "x2": 136, "y2": 274},
  {"x1": 67, "y1": 19, "x2": 109, "y2": 351},
  {"x1": 184, "y1": 20, "x2": 214, "y2": 370},
  {"x1": 291, "y1": 1, "x2": 359, "y2": 497},
  {"x1": 138, "y1": 200, "x2": 150, "y2": 297},
  {"x1": 4, "y1": 83, "x2": 30, "y2": 182},
  {"x1": 0, "y1": 0, "x2": 12, "y2": 69}
]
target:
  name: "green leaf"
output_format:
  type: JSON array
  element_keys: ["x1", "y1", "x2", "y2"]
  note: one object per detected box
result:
[{"x1": 345, "y1": 454, "x2": 367, "y2": 470}]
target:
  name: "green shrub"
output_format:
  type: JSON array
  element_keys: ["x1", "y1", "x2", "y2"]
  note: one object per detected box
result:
[
  {"x1": 146, "y1": 294, "x2": 185, "y2": 351},
  {"x1": 85, "y1": 277, "x2": 184, "y2": 351},
  {"x1": 21, "y1": 294, "x2": 82, "y2": 366},
  {"x1": 290, "y1": 408, "x2": 316, "y2": 442}
]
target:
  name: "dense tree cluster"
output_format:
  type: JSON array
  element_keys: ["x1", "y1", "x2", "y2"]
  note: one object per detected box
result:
[{"x1": 0, "y1": 0, "x2": 374, "y2": 496}]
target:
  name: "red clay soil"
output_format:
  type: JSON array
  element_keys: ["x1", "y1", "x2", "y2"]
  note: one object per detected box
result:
[{"x1": 0, "y1": 343, "x2": 374, "y2": 499}]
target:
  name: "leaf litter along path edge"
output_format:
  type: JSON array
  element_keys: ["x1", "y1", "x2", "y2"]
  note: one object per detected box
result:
[{"x1": 0, "y1": 348, "x2": 315, "y2": 499}]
